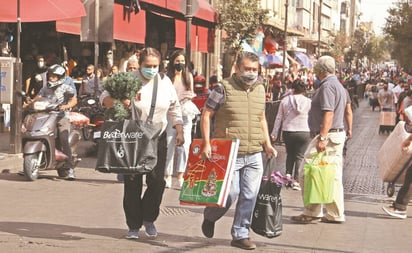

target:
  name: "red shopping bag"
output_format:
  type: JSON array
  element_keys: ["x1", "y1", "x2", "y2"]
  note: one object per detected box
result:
[{"x1": 179, "y1": 138, "x2": 239, "y2": 207}]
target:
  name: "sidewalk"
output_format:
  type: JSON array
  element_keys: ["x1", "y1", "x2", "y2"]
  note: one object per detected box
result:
[{"x1": 0, "y1": 100, "x2": 411, "y2": 253}]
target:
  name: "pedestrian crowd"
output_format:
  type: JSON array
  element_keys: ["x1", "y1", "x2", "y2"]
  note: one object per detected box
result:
[{"x1": 16, "y1": 44, "x2": 412, "y2": 251}]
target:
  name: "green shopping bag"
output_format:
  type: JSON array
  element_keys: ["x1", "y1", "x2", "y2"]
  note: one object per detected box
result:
[{"x1": 303, "y1": 152, "x2": 335, "y2": 206}]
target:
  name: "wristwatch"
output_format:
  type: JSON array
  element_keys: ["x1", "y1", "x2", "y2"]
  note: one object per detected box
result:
[{"x1": 318, "y1": 135, "x2": 327, "y2": 141}]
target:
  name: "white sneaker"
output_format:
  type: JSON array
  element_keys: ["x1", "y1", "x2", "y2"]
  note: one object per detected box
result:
[
  {"x1": 382, "y1": 205, "x2": 407, "y2": 219},
  {"x1": 165, "y1": 176, "x2": 172, "y2": 188},
  {"x1": 67, "y1": 169, "x2": 75, "y2": 181},
  {"x1": 292, "y1": 182, "x2": 301, "y2": 191},
  {"x1": 178, "y1": 178, "x2": 184, "y2": 187}
]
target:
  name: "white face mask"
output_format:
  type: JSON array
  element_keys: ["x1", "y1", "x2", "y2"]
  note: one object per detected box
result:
[
  {"x1": 37, "y1": 61, "x2": 45, "y2": 69},
  {"x1": 240, "y1": 72, "x2": 258, "y2": 86}
]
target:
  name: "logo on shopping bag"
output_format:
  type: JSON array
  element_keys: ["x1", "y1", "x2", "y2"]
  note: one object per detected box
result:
[
  {"x1": 103, "y1": 129, "x2": 144, "y2": 139},
  {"x1": 117, "y1": 145, "x2": 125, "y2": 158},
  {"x1": 192, "y1": 144, "x2": 201, "y2": 155}
]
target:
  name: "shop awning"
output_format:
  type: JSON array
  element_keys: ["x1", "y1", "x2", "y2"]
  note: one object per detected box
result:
[
  {"x1": 140, "y1": 0, "x2": 216, "y2": 24},
  {"x1": 56, "y1": 4, "x2": 146, "y2": 44},
  {"x1": 175, "y1": 19, "x2": 209, "y2": 53},
  {"x1": 0, "y1": 0, "x2": 86, "y2": 22}
]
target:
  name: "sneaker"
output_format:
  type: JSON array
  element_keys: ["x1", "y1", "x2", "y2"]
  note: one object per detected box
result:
[
  {"x1": 292, "y1": 182, "x2": 301, "y2": 191},
  {"x1": 126, "y1": 229, "x2": 139, "y2": 239},
  {"x1": 178, "y1": 177, "x2": 184, "y2": 187},
  {"x1": 230, "y1": 238, "x2": 256, "y2": 250},
  {"x1": 201, "y1": 219, "x2": 215, "y2": 238},
  {"x1": 117, "y1": 174, "x2": 124, "y2": 182},
  {"x1": 382, "y1": 205, "x2": 407, "y2": 219},
  {"x1": 143, "y1": 221, "x2": 157, "y2": 238},
  {"x1": 67, "y1": 168, "x2": 75, "y2": 181},
  {"x1": 165, "y1": 176, "x2": 172, "y2": 188}
]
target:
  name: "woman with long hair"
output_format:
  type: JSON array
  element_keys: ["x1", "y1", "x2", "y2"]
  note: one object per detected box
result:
[{"x1": 164, "y1": 50, "x2": 199, "y2": 188}]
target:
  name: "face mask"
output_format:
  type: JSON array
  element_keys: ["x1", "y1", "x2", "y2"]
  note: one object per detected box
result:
[
  {"x1": 141, "y1": 67, "x2": 159, "y2": 80},
  {"x1": 37, "y1": 61, "x2": 45, "y2": 69},
  {"x1": 240, "y1": 72, "x2": 258, "y2": 86},
  {"x1": 174, "y1": 63, "x2": 184, "y2": 72}
]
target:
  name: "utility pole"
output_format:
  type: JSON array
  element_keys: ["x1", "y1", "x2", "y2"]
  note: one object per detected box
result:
[
  {"x1": 185, "y1": 0, "x2": 193, "y2": 64},
  {"x1": 282, "y1": 0, "x2": 289, "y2": 83},
  {"x1": 317, "y1": 0, "x2": 323, "y2": 58},
  {"x1": 94, "y1": 0, "x2": 99, "y2": 96},
  {"x1": 10, "y1": 0, "x2": 22, "y2": 153}
]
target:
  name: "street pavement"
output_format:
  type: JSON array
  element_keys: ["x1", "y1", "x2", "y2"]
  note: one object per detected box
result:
[{"x1": 0, "y1": 99, "x2": 411, "y2": 253}]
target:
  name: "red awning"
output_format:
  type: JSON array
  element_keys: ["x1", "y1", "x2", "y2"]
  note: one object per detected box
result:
[
  {"x1": 56, "y1": 4, "x2": 146, "y2": 44},
  {"x1": 0, "y1": 0, "x2": 86, "y2": 22},
  {"x1": 175, "y1": 19, "x2": 209, "y2": 53},
  {"x1": 141, "y1": 0, "x2": 215, "y2": 23}
]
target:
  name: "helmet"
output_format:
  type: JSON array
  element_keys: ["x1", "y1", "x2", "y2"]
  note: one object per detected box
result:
[{"x1": 47, "y1": 64, "x2": 66, "y2": 88}]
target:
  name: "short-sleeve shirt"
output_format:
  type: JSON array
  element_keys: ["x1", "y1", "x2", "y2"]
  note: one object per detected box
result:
[
  {"x1": 308, "y1": 75, "x2": 347, "y2": 132},
  {"x1": 378, "y1": 89, "x2": 394, "y2": 109}
]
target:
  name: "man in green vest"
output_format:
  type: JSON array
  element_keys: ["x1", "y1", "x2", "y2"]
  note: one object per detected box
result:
[{"x1": 200, "y1": 51, "x2": 277, "y2": 250}]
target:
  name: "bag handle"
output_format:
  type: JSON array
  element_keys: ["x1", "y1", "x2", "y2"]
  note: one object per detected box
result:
[
  {"x1": 147, "y1": 74, "x2": 158, "y2": 124},
  {"x1": 131, "y1": 74, "x2": 158, "y2": 124}
]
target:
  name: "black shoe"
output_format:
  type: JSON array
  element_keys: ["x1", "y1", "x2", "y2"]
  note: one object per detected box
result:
[
  {"x1": 230, "y1": 238, "x2": 256, "y2": 250},
  {"x1": 201, "y1": 219, "x2": 215, "y2": 238}
]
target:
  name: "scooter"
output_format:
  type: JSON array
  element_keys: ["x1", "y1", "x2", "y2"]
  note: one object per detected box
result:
[
  {"x1": 74, "y1": 94, "x2": 105, "y2": 144},
  {"x1": 22, "y1": 96, "x2": 83, "y2": 181}
]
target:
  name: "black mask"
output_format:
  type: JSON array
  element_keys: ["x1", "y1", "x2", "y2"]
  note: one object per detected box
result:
[{"x1": 174, "y1": 63, "x2": 184, "y2": 71}]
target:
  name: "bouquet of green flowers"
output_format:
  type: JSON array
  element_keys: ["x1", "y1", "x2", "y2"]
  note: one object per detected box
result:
[{"x1": 103, "y1": 72, "x2": 142, "y2": 120}]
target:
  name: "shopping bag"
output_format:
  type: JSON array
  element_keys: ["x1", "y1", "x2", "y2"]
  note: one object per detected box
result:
[
  {"x1": 251, "y1": 158, "x2": 282, "y2": 238},
  {"x1": 95, "y1": 118, "x2": 162, "y2": 174},
  {"x1": 303, "y1": 152, "x2": 335, "y2": 206},
  {"x1": 179, "y1": 138, "x2": 240, "y2": 207}
]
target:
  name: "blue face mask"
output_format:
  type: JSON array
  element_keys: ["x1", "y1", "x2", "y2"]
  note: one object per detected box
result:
[{"x1": 140, "y1": 67, "x2": 159, "y2": 80}]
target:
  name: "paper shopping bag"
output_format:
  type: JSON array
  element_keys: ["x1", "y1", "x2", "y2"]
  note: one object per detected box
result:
[{"x1": 179, "y1": 138, "x2": 239, "y2": 207}]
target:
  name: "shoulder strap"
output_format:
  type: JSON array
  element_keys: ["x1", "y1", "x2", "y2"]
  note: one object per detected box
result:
[{"x1": 147, "y1": 74, "x2": 158, "y2": 124}]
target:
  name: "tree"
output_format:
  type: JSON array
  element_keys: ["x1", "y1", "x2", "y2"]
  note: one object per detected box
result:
[
  {"x1": 216, "y1": 0, "x2": 268, "y2": 77},
  {"x1": 384, "y1": 2, "x2": 412, "y2": 72}
]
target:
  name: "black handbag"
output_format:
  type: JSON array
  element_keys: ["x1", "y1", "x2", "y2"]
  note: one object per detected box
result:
[
  {"x1": 251, "y1": 158, "x2": 283, "y2": 238},
  {"x1": 95, "y1": 75, "x2": 162, "y2": 174}
]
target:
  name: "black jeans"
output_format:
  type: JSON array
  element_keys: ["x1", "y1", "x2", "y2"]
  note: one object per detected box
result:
[
  {"x1": 394, "y1": 165, "x2": 412, "y2": 211},
  {"x1": 57, "y1": 116, "x2": 73, "y2": 168},
  {"x1": 123, "y1": 132, "x2": 167, "y2": 230},
  {"x1": 282, "y1": 131, "x2": 311, "y2": 180}
]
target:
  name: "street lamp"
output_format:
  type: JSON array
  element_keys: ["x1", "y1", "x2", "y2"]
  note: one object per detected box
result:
[
  {"x1": 282, "y1": 0, "x2": 289, "y2": 83},
  {"x1": 317, "y1": 0, "x2": 323, "y2": 58},
  {"x1": 185, "y1": 0, "x2": 193, "y2": 64}
]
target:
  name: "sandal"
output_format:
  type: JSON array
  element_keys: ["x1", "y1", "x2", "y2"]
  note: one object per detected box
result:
[
  {"x1": 290, "y1": 214, "x2": 320, "y2": 224},
  {"x1": 320, "y1": 217, "x2": 344, "y2": 224}
]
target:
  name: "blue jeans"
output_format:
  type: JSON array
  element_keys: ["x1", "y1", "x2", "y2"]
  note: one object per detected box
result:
[
  {"x1": 165, "y1": 115, "x2": 193, "y2": 175},
  {"x1": 204, "y1": 152, "x2": 264, "y2": 240}
]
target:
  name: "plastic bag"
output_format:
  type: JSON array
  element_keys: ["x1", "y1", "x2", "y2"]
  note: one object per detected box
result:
[{"x1": 303, "y1": 152, "x2": 335, "y2": 206}]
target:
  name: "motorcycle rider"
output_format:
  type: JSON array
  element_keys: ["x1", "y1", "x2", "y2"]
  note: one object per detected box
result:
[{"x1": 26, "y1": 64, "x2": 78, "y2": 180}]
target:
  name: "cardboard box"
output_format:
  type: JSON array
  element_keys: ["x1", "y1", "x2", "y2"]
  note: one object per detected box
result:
[
  {"x1": 179, "y1": 138, "x2": 239, "y2": 207},
  {"x1": 379, "y1": 111, "x2": 396, "y2": 126},
  {"x1": 378, "y1": 121, "x2": 412, "y2": 183}
]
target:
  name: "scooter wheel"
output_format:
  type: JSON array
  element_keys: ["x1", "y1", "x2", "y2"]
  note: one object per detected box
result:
[
  {"x1": 387, "y1": 183, "x2": 395, "y2": 197},
  {"x1": 57, "y1": 168, "x2": 69, "y2": 178},
  {"x1": 23, "y1": 153, "x2": 41, "y2": 181}
]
